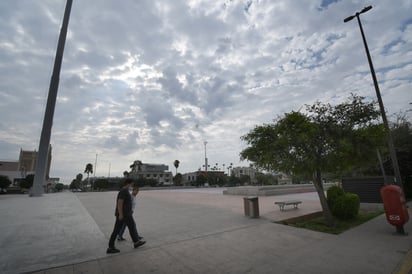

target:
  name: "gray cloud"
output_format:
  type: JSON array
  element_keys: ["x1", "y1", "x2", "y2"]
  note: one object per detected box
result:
[{"x1": 0, "y1": 0, "x2": 411, "y2": 183}]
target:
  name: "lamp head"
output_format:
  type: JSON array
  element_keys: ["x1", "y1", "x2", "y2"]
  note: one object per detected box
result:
[
  {"x1": 344, "y1": 15, "x2": 355, "y2": 23},
  {"x1": 360, "y1": 6, "x2": 372, "y2": 14}
]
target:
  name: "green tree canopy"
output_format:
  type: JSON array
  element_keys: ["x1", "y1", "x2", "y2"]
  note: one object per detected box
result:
[
  {"x1": 195, "y1": 174, "x2": 207, "y2": 187},
  {"x1": 54, "y1": 183, "x2": 64, "y2": 192},
  {"x1": 94, "y1": 179, "x2": 110, "y2": 190},
  {"x1": 20, "y1": 174, "x2": 35, "y2": 189},
  {"x1": 240, "y1": 94, "x2": 385, "y2": 226},
  {"x1": 255, "y1": 173, "x2": 278, "y2": 185},
  {"x1": 0, "y1": 175, "x2": 12, "y2": 190},
  {"x1": 387, "y1": 113, "x2": 412, "y2": 197},
  {"x1": 173, "y1": 173, "x2": 183, "y2": 186}
]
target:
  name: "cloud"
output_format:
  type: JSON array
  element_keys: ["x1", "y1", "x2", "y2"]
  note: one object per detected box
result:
[{"x1": 0, "y1": 0, "x2": 411, "y2": 183}]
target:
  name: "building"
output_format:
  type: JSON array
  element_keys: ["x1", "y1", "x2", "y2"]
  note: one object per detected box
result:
[
  {"x1": 129, "y1": 161, "x2": 173, "y2": 185},
  {"x1": 182, "y1": 170, "x2": 225, "y2": 186},
  {"x1": 0, "y1": 161, "x2": 20, "y2": 184},
  {"x1": 0, "y1": 147, "x2": 54, "y2": 187},
  {"x1": 231, "y1": 166, "x2": 258, "y2": 183},
  {"x1": 182, "y1": 171, "x2": 198, "y2": 186},
  {"x1": 18, "y1": 148, "x2": 52, "y2": 179},
  {"x1": 276, "y1": 172, "x2": 293, "y2": 185}
]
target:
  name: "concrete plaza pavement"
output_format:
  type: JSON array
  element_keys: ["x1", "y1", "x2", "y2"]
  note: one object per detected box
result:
[{"x1": 0, "y1": 188, "x2": 411, "y2": 273}]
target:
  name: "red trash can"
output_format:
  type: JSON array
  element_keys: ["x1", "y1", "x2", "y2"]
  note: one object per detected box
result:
[{"x1": 380, "y1": 184, "x2": 409, "y2": 234}]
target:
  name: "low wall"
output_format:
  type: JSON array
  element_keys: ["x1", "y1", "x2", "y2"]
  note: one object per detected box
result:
[{"x1": 223, "y1": 183, "x2": 335, "y2": 196}]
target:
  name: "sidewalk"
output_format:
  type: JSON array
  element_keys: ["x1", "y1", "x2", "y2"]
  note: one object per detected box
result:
[{"x1": 0, "y1": 189, "x2": 411, "y2": 273}]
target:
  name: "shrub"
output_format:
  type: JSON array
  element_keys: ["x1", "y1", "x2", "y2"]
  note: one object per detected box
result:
[
  {"x1": 0, "y1": 175, "x2": 12, "y2": 189},
  {"x1": 54, "y1": 183, "x2": 64, "y2": 192},
  {"x1": 327, "y1": 185, "x2": 345, "y2": 208},
  {"x1": 19, "y1": 179, "x2": 33, "y2": 189},
  {"x1": 94, "y1": 179, "x2": 109, "y2": 190},
  {"x1": 332, "y1": 193, "x2": 360, "y2": 220}
]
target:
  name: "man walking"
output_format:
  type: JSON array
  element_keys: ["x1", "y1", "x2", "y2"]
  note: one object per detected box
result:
[
  {"x1": 107, "y1": 178, "x2": 146, "y2": 254},
  {"x1": 117, "y1": 186, "x2": 143, "y2": 241}
]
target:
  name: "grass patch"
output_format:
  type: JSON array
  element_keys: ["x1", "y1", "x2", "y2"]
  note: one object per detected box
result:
[{"x1": 278, "y1": 210, "x2": 384, "y2": 234}]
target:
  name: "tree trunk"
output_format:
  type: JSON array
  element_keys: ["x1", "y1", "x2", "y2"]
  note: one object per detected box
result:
[{"x1": 313, "y1": 170, "x2": 334, "y2": 227}]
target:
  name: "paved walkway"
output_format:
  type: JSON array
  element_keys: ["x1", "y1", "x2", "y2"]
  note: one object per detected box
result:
[{"x1": 0, "y1": 188, "x2": 411, "y2": 273}]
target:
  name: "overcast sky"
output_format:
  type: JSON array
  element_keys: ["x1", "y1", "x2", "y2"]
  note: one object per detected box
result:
[{"x1": 0, "y1": 0, "x2": 411, "y2": 184}]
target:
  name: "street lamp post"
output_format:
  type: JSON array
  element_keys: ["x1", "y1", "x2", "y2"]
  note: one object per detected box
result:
[
  {"x1": 204, "y1": 141, "x2": 208, "y2": 172},
  {"x1": 344, "y1": 6, "x2": 402, "y2": 186}
]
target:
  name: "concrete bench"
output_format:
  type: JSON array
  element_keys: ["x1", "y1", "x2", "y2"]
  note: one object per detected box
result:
[{"x1": 274, "y1": 200, "x2": 302, "y2": 211}]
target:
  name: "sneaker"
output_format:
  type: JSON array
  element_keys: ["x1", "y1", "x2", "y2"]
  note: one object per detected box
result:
[
  {"x1": 106, "y1": 247, "x2": 120, "y2": 254},
  {"x1": 134, "y1": 240, "x2": 146, "y2": 248},
  {"x1": 138, "y1": 236, "x2": 144, "y2": 241},
  {"x1": 117, "y1": 237, "x2": 126, "y2": 241}
]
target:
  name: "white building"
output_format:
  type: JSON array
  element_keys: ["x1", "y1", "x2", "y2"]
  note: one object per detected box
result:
[
  {"x1": 182, "y1": 171, "x2": 199, "y2": 186},
  {"x1": 231, "y1": 166, "x2": 258, "y2": 183},
  {"x1": 129, "y1": 161, "x2": 173, "y2": 185}
]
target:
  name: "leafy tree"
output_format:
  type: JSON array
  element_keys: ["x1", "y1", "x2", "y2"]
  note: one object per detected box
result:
[
  {"x1": 255, "y1": 173, "x2": 278, "y2": 185},
  {"x1": 240, "y1": 94, "x2": 385, "y2": 226},
  {"x1": 147, "y1": 179, "x2": 158, "y2": 187},
  {"x1": 386, "y1": 113, "x2": 412, "y2": 197},
  {"x1": 54, "y1": 183, "x2": 64, "y2": 192},
  {"x1": 174, "y1": 160, "x2": 180, "y2": 175},
  {"x1": 68, "y1": 174, "x2": 82, "y2": 190},
  {"x1": 195, "y1": 174, "x2": 207, "y2": 187},
  {"x1": 69, "y1": 173, "x2": 82, "y2": 190},
  {"x1": 134, "y1": 177, "x2": 158, "y2": 187},
  {"x1": 217, "y1": 175, "x2": 228, "y2": 186},
  {"x1": 134, "y1": 177, "x2": 146, "y2": 188},
  {"x1": 207, "y1": 172, "x2": 227, "y2": 186},
  {"x1": 19, "y1": 180, "x2": 31, "y2": 189},
  {"x1": 239, "y1": 175, "x2": 251, "y2": 185},
  {"x1": 94, "y1": 179, "x2": 110, "y2": 191},
  {"x1": 76, "y1": 173, "x2": 83, "y2": 183},
  {"x1": 69, "y1": 179, "x2": 77, "y2": 190},
  {"x1": 26, "y1": 174, "x2": 35, "y2": 184},
  {"x1": 173, "y1": 173, "x2": 183, "y2": 186},
  {"x1": 0, "y1": 175, "x2": 12, "y2": 191},
  {"x1": 390, "y1": 113, "x2": 412, "y2": 151},
  {"x1": 20, "y1": 174, "x2": 35, "y2": 189},
  {"x1": 227, "y1": 174, "x2": 241, "y2": 187}
]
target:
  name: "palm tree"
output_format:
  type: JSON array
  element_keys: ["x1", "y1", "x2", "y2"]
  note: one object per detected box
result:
[
  {"x1": 174, "y1": 160, "x2": 180, "y2": 175},
  {"x1": 84, "y1": 163, "x2": 93, "y2": 190}
]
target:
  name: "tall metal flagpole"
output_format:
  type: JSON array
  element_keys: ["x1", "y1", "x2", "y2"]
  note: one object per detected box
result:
[{"x1": 31, "y1": 0, "x2": 73, "y2": 196}]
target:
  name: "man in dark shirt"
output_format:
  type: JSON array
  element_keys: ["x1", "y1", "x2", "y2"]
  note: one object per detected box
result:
[{"x1": 107, "y1": 178, "x2": 146, "y2": 254}]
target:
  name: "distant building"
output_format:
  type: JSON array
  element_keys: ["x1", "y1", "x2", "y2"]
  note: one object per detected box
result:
[
  {"x1": 276, "y1": 172, "x2": 293, "y2": 185},
  {"x1": 182, "y1": 170, "x2": 225, "y2": 186},
  {"x1": 182, "y1": 171, "x2": 199, "y2": 186},
  {"x1": 129, "y1": 161, "x2": 173, "y2": 185},
  {"x1": 231, "y1": 166, "x2": 258, "y2": 183},
  {"x1": 0, "y1": 147, "x2": 55, "y2": 188},
  {"x1": 0, "y1": 161, "x2": 20, "y2": 184}
]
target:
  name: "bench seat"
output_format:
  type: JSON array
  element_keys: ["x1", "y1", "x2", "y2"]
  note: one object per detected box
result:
[{"x1": 274, "y1": 200, "x2": 302, "y2": 211}]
